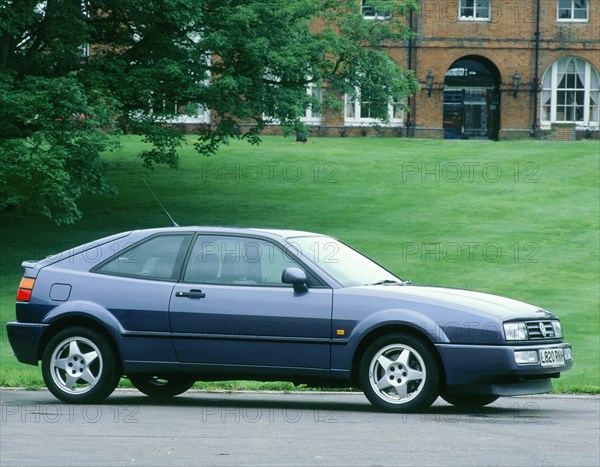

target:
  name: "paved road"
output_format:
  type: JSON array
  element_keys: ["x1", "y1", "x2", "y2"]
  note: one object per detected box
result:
[{"x1": 1, "y1": 389, "x2": 598, "y2": 466}]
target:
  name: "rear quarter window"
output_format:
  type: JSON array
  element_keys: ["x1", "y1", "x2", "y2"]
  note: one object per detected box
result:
[{"x1": 94, "y1": 234, "x2": 190, "y2": 281}]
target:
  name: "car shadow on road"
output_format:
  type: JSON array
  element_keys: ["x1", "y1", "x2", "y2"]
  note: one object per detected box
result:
[{"x1": 97, "y1": 391, "x2": 540, "y2": 418}]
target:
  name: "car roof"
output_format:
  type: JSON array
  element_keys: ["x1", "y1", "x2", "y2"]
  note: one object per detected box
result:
[{"x1": 132, "y1": 226, "x2": 329, "y2": 240}]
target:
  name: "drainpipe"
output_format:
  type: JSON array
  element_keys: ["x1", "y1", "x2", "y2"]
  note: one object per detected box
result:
[
  {"x1": 531, "y1": 0, "x2": 541, "y2": 137},
  {"x1": 405, "y1": 8, "x2": 414, "y2": 137}
]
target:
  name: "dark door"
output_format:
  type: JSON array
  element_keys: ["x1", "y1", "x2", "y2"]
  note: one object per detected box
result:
[{"x1": 444, "y1": 56, "x2": 501, "y2": 140}]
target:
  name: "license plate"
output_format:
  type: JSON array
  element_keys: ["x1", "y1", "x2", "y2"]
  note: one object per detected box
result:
[{"x1": 539, "y1": 348, "x2": 565, "y2": 367}]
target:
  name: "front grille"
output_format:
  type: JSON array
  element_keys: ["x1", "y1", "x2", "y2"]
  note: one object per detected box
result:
[{"x1": 525, "y1": 321, "x2": 557, "y2": 339}]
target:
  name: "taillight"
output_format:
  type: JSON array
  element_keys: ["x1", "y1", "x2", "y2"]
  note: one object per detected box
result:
[{"x1": 16, "y1": 277, "x2": 35, "y2": 302}]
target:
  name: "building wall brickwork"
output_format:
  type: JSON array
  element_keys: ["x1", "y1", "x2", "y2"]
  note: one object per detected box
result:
[{"x1": 179, "y1": 1, "x2": 599, "y2": 140}]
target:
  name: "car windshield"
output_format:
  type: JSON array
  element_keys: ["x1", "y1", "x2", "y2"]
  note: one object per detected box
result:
[{"x1": 286, "y1": 236, "x2": 402, "y2": 287}]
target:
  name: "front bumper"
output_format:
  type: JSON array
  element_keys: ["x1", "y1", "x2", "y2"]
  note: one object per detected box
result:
[
  {"x1": 436, "y1": 342, "x2": 573, "y2": 396},
  {"x1": 6, "y1": 322, "x2": 50, "y2": 365}
]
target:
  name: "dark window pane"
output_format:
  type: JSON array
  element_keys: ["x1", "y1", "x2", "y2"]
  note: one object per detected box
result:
[
  {"x1": 98, "y1": 235, "x2": 188, "y2": 280},
  {"x1": 184, "y1": 235, "x2": 304, "y2": 286},
  {"x1": 360, "y1": 104, "x2": 371, "y2": 118}
]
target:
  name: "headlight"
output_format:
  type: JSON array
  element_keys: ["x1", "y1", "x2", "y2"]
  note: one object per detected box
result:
[
  {"x1": 551, "y1": 321, "x2": 563, "y2": 338},
  {"x1": 504, "y1": 322, "x2": 528, "y2": 341}
]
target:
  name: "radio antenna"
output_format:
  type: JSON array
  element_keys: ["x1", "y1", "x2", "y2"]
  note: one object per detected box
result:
[{"x1": 143, "y1": 179, "x2": 180, "y2": 227}]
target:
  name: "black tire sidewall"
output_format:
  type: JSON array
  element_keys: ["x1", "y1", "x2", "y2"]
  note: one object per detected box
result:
[
  {"x1": 359, "y1": 333, "x2": 440, "y2": 412},
  {"x1": 440, "y1": 393, "x2": 499, "y2": 407},
  {"x1": 42, "y1": 326, "x2": 120, "y2": 404},
  {"x1": 129, "y1": 374, "x2": 195, "y2": 398}
]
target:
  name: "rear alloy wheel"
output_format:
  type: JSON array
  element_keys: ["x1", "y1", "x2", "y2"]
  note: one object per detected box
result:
[
  {"x1": 129, "y1": 374, "x2": 195, "y2": 398},
  {"x1": 441, "y1": 393, "x2": 499, "y2": 408},
  {"x1": 42, "y1": 326, "x2": 120, "y2": 404},
  {"x1": 360, "y1": 333, "x2": 439, "y2": 412}
]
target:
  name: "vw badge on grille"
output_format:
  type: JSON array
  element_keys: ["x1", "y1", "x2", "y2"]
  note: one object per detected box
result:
[{"x1": 539, "y1": 322, "x2": 547, "y2": 337}]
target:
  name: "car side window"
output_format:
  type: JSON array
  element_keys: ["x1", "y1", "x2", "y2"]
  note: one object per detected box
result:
[
  {"x1": 96, "y1": 234, "x2": 190, "y2": 280},
  {"x1": 184, "y1": 235, "x2": 310, "y2": 286}
]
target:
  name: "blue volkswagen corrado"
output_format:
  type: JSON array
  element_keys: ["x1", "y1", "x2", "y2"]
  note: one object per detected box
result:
[{"x1": 7, "y1": 227, "x2": 572, "y2": 411}]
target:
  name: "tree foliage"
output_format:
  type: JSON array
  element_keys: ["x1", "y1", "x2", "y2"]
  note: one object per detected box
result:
[{"x1": 0, "y1": 0, "x2": 418, "y2": 223}]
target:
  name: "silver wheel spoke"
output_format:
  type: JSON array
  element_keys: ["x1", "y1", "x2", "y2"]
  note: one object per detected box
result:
[
  {"x1": 64, "y1": 373, "x2": 78, "y2": 390},
  {"x1": 54, "y1": 358, "x2": 68, "y2": 371},
  {"x1": 68, "y1": 340, "x2": 81, "y2": 358},
  {"x1": 82, "y1": 350, "x2": 98, "y2": 365},
  {"x1": 377, "y1": 354, "x2": 393, "y2": 369},
  {"x1": 376, "y1": 376, "x2": 393, "y2": 390},
  {"x1": 79, "y1": 368, "x2": 97, "y2": 385},
  {"x1": 397, "y1": 349, "x2": 410, "y2": 367},
  {"x1": 395, "y1": 383, "x2": 408, "y2": 400},
  {"x1": 406, "y1": 368, "x2": 424, "y2": 382}
]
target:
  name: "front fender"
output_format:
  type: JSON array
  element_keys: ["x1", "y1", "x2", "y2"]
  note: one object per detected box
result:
[
  {"x1": 349, "y1": 308, "x2": 451, "y2": 344},
  {"x1": 331, "y1": 308, "x2": 450, "y2": 374}
]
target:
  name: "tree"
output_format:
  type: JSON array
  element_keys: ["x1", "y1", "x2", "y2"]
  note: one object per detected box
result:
[{"x1": 0, "y1": 0, "x2": 418, "y2": 224}]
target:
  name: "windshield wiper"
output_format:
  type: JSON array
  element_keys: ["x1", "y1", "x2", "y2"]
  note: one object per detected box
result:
[{"x1": 369, "y1": 279, "x2": 410, "y2": 286}]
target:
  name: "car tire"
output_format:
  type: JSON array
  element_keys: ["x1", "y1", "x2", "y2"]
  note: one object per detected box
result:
[
  {"x1": 129, "y1": 374, "x2": 196, "y2": 398},
  {"x1": 359, "y1": 333, "x2": 439, "y2": 412},
  {"x1": 42, "y1": 326, "x2": 120, "y2": 404},
  {"x1": 441, "y1": 393, "x2": 499, "y2": 408}
]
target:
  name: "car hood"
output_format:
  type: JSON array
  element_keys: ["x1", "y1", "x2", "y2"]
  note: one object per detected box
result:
[{"x1": 352, "y1": 285, "x2": 555, "y2": 321}]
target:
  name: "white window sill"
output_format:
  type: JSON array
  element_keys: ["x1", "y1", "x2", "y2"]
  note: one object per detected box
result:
[
  {"x1": 556, "y1": 19, "x2": 589, "y2": 23},
  {"x1": 344, "y1": 119, "x2": 403, "y2": 127},
  {"x1": 540, "y1": 122, "x2": 599, "y2": 130},
  {"x1": 299, "y1": 118, "x2": 323, "y2": 125}
]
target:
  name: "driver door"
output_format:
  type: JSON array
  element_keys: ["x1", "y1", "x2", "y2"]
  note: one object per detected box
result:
[{"x1": 169, "y1": 235, "x2": 333, "y2": 372}]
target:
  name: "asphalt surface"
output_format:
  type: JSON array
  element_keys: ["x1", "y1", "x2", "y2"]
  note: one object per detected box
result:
[{"x1": 1, "y1": 389, "x2": 598, "y2": 466}]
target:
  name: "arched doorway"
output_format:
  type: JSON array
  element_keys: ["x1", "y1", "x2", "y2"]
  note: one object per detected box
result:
[{"x1": 443, "y1": 56, "x2": 501, "y2": 140}]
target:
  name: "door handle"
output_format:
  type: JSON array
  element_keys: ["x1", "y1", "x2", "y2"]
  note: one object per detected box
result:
[{"x1": 176, "y1": 289, "x2": 206, "y2": 299}]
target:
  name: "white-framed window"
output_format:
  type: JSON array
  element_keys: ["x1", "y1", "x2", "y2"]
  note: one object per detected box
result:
[
  {"x1": 459, "y1": 0, "x2": 490, "y2": 21},
  {"x1": 177, "y1": 103, "x2": 211, "y2": 124},
  {"x1": 344, "y1": 91, "x2": 403, "y2": 126},
  {"x1": 362, "y1": 0, "x2": 391, "y2": 20},
  {"x1": 557, "y1": 0, "x2": 588, "y2": 21},
  {"x1": 300, "y1": 84, "x2": 323, "y2": 125},
  {"x1": 541, "y1": 57, "x2": 599, "y2": 128},
  {"x1": 152, "y1": 100, "x2": 211, "y2": 124}
]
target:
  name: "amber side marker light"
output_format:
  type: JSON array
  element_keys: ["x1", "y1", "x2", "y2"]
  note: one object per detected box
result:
[{"x1": 16, "y1": 277, "x2": 35, "y2": 302}]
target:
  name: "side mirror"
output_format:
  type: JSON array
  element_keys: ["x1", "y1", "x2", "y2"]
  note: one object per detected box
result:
[{"x1": 281, "y1": 267, "x2": 308, "y2": 293}]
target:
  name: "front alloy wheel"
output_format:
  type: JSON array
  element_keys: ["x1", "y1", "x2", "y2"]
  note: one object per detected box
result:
[
  {"x1": 42, "y1": 327, "x2": 120, "y2": 403},
  {"x1": 360, "y1": 333, "x2": 439, "y2": 412}
]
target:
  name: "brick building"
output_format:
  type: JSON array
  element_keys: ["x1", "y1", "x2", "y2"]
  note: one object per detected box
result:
[{"x1": 183, "y1": 0, "x2": 599, "y2": 140}]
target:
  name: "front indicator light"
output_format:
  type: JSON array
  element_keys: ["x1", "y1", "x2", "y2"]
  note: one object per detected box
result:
[
  {"x1": 514, "y1": 350, "x2": 540, "y2": 365},
  {"x1": 504, "y1": 322, "x2": 528, "y2": 341},
  {"x1": 551, "y1": 321, "x2": 564, "y2": 338},
  {"x1": 564, "y1": 347, "x2": 573, "y2": 361},
  {"x1": 16, "y1": 277, "x2": 35, "y2": 302}
]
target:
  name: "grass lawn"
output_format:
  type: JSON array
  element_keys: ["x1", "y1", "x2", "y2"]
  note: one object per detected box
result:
[{"x1": 1, "y1": 135, "x2": 598, "y2": 393}]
